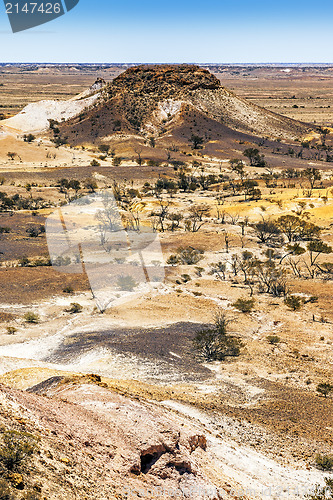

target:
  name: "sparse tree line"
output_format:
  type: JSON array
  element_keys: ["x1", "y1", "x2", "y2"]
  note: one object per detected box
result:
[
  {"x1": 200, "y1": 220, "x2": 332, "y2": 293},
  {"x1": 248, "y1": 128, "x2": 333, "y2": 165},
  {"x1": 0, "y1": 191, "x2": 49, "y2": 212}
]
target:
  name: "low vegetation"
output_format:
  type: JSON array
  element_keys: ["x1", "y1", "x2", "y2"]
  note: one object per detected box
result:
[
  {"x1": 23, "y1": 312, "x2": 39, "y2": 324},
  {"x1": 193, "y1": 310, "x2": 243, "y2": 361},
  {"x1": 167, "y1": 247, "x2": 204, "y2": 266},
  {"x1": 66, "y1": 303, "x2": 83, "y2": 314},
  {"x1": 0, "y1": 430, "x2": 38, "y2": 471},
  {"x1": 315, "y1": 453, "x2": 333, "y2": 471},
  {"x1": 232, "y1": 297, "x2": 255, "y2": 313},
  {"x1": 266, "y1": 335, "x2": 280, "y2": 345},
  {"x1": 117, "y1": 275, "x2": 138, "y2": 291},
  {"x1": 316, "y1": 382, "x2": 333, "y2": 398}
]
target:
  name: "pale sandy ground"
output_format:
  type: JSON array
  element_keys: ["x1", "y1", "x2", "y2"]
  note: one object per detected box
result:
[
  {"x1": 160, "y1": 400, "x2": 327, "y2": 499},
  {"x1": 0, "y1": 280, "x2": 331, "y2": 498},
  {"x1": 2, "y1": 87, "x2": 101, "y2": 133},
  {"x1": 0, "y1": 88, "x2": 332, "y2": 497},
  {"x1": 0, "y1": 85, "x2": 106, "y2": 169}
]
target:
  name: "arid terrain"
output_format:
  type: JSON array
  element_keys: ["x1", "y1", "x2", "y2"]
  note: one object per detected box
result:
[{"x1": 0, "y1": 64, "x2": 332, "y2": 499}]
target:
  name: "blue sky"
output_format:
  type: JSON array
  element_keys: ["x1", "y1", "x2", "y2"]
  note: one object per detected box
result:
[{"x1": 0, "y1": 0, "x2": 332, "y2": 62}]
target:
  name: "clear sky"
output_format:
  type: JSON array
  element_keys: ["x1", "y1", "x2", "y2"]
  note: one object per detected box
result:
[{"x1": 0, "y1": 0, "x2": 332, "y2": 63}]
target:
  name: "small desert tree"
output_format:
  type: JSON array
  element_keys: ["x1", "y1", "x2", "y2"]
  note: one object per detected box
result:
[
  {"x1": 229, "y1": 159, "x2": 246, "y2": 181},
  {"x1": 23, "y1": 133, "x2": 35, "y2": 143},
  {"x1": 243, "y1": 148, "x2": 266, "y2": 167},
  {"x1": 84, "y1": 178, "x2": 98, "y2": 193},
  {"x1": 113, "y1": 156, "x2": 122, "y2": 167},
  {"x1": 98, "y1": 144, "x2": 110, "y2": 156},
  {"x1": 277, "y1": 215, "x2": 302, "y2": 243},
  {"x1": 304, "y1": 240, "x2": 332, "y2": 278},
  {"x1": 253, "y1": 218, "x2": 282, "y2": 246},
  {"x1": 193, "y1": 310, "x2": 243, "y2": 361},
  {"x1": 189, "y1": 134, "x2": 204, "y2": 149},
  {"x1": 167, "y1": 247, "x2": 204, "y2": 265},
  {"x1": 307, "y1": 240, "x2": 332, "y2": 267},
  {"x1": 317, "y1": 382, "x2": 333, "y2": 398},
  {"x1": 134, "y1": 146, "x2": 143, "y2": 166},
  {"x1": 7, "y1": 152, "x2": 16, "y2": 161},
  {"x1": 90, "y1": 159, "x2": 100, "y2": 167},
  {"x1": 302, "y1": 167, "x2": 321, "y2": 195},
  {"x1": 185, "y1": 204, "x2": 210, "y2": 232}
]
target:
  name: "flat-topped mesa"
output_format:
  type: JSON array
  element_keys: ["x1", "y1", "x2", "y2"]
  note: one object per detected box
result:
[
  {"x1": 53, "y1": 64, "x2": 314, "y2": 143},
  {"x1": 108, "y1": 64, "x2": 221, "y2": 97}
]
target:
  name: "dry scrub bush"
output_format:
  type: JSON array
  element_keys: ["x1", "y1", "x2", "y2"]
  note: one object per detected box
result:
[
  {"x1": 232, "y1": 298, "x2": 255, "y2": 313},
  {"x1": 315, "y1": 454, "x2": 333, "y2": 471},
  {"x1": 0, "y1": 430, "x2": 38, "y2": 471},
  {"x1": 23, "y1": 312, "x2": 39, "y2": 324},
  {"x1": 316, "y1": 382, "x2": 333, "y2": 398},
  {"x1": 193, "y1": 311, "x2": 243, "y2": 361}
]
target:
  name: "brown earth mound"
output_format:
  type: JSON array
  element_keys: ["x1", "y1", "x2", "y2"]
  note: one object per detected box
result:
[{"x1": 58, "y1": 64, "x2": 313, "y2": 146}]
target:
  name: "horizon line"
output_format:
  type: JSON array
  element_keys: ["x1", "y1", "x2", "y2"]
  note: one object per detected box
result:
[{"x1": 1, "y1": 62, "x2": 333, "y2": 66}]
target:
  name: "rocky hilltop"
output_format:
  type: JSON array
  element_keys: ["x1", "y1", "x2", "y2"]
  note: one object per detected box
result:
[{"x1": 60, "y1": 64, "x2": 313, "y2": 144}]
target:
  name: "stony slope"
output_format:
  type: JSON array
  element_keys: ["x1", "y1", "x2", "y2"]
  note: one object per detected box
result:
[
  {"x1": 0, "y1": 375, "x2": 325, "y2": 500},
  {"x1": 0, "y1": 376, "x2": 236, "y2": 499}
]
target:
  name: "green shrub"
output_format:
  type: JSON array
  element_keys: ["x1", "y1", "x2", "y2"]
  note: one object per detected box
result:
[
  {"x1": 26, "y1": 226, "x2": 44, "y2": 238},
  {"x1": 167, "y1": 254, "x2": 178, "y2": 265},
  {"x1": 232, "y1": 298, "x2": 255, "y2": 313},
  {"x1": 315, "y1": 453, "x2": 333, "y2": 471},
  {"x1": 113, "y1": 157, "x2": 122, "y2": 166},
  {"x1": 98, "y1": 144, "x2": 110, "y2": 155},
  {"x1": 0, "y1": 430, "x2": 38, "y2": 471},
  {"x1": 32, "y1": 257, "x2": 51, "y2": 267},
  {"x1": 84, "y1": 178, "x2": 98, "y2": 193},
  {"x1": 284, "y1": 295, "x2": 304, "y2": 311},
  {"x1": 193, "y1": 311, "x2": 243, "y2": 361},
  {"x1": 317, "y1": 382, "x2": 333, "y2": 398},
  {"x1": 52, "y1": 256, "x2": 71, "y2": 267},
  {"x1": 194, "y1": 266, "x2": 204, "y2": 277},
  {"x1": 24, "y1": 312, "x2": 39, "y2": 324},
  {"x1": 181, "y1": 274, "x2": 191, "y2": 283},
  {"x1": 117, "y1": 275, "x2": 137, "y2": 291},
  {"x1": 167, "y1": 247, "x2": 204, "y2": 266},
  {"x1": 6, "y1": 326, "x2": 17, "y2": 335},
  {"x1": 23, "y1": 133, "x2": 35, "y2": 143},
  {"x1": 67, "y1": 303, "x2": 83, "y2": 314},
  {"x1": 19, "y1": 256, "x2": 30, "y2": 267},
  {"x1": 267, "y1": 335, "x2": 280, "y2": 345}
]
